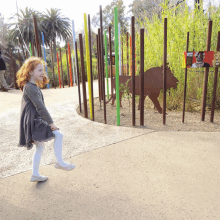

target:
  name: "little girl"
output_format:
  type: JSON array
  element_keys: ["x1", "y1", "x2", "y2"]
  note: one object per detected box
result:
[{"x1": 17, "y1": 57, "x2": 75, "y2": 182}]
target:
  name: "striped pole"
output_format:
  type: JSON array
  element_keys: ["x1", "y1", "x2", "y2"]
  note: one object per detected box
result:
[
  {"x1": 84, "y1": 13, "x2": 93, "y2": 119},
  {"x1": 119, "y1": 23, "x2": 121, "y2": 76},
  {"x1": 41, "y1": 32, "x2": 49, "y2": 89},
  {"x1": 71, "y1": 54, "x2": 76, "y2": 85},
  {"x1": 114, "y1": 7, "x2": 120, "y2": 126},
  {"x1": 72, "y1": 20, "x2": 78, "y2": 86},
  {"x1": 104, "y1": 30, "x2": 109, "y2": 99}
]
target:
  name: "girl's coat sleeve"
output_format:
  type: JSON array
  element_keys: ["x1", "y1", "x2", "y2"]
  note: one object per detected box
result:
[{"x1": 25, "y1": 84, "x2": 54, "y2": 125}]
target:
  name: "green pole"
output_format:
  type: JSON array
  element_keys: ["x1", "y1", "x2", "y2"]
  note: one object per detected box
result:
[
  {"x1": 114, "y1": 7, "x2": 120, "y2": 126},
  {"x1": 29, "y1": 42, "x2": 32, "y2": 56},
  {"x1": 104, "y1": 30, "x2": 109, "y2": 99}
]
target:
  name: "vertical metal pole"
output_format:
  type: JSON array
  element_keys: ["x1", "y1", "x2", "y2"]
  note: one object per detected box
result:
[
  {"x1": 131, "y1": 16, "x2": 135, "y2": 126},
  {"x1": 98, "y1": 29, "x2": 102, "y2": 103},
  {"x1": 201, "y1": 20, "x2": 212, "y2": 121},
  {"x1": 96, "y1": 34, "x2": 101, "y2": 104},
  {"x1": 210, "y1": 31, "x2": 220, "y2": 122},
  {"x1": 182, "y1": 32, "x2": 189, "y2": 123},
  {"x1": 50, "y1": 43, "x2": 56, "y2": 89},
  {"x1": 122, "y1": 38, "x2": 123, "y2": 75},
  {"x1": 79, "y1": 34, "x2": 88, "y2": 118},
  {"x1": 41, "y1": 32, "x2": 49, "y2": 89},
  {"x1": 57, "y1": 53, "x2": 61, "y2": 88},
  {"x1": 163, "y1": 18, "x2": 167, "y2": 125},
  {"x1": 140, "y1": 28, "x2": 145, "y2": 126},
  {"x1": 67, "y1": 43, "x2": 73, "y2": 87},
  {"x1": 66, "y1": 49, "x2": 70, "y2": 87},
  {"x1": 115, "y1": 7, "x2": 120, "y2": 126},
  {"x1": 119, "y1": 23, "x2": 121, "y2": 76},
  {"x1": 104, "y1": 30, "x2": 109, "y2": 99},
  {"x1": 100, "y1": 5, "x2": 107, "y2": 124},
  {"x1": 88, "y1": 14, "x2": 95, "y2": 121},
  {"x1": 59, "y1": 48, "x2": 64, "y2": 88},
  {"x1": 109, "y1": 26, "x2": 113, "y2": 98},
  {"x1": 126, "y1": 32, "x2": 129, "y2": 76},
  {"x1": 75, "y1": 42, "x2": 82, "y2": 113}
]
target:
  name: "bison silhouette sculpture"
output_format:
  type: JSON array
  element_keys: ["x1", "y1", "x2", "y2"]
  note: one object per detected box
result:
[{"x1": 108, "y1": 66, "x2": 178, "y2": 114}]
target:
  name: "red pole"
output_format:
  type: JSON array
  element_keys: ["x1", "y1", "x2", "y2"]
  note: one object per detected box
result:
[{"x1": 68, "y1": 43, "x2": 73, "y2": 87}]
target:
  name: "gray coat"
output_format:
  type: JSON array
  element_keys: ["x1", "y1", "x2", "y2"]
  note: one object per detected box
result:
[{"x1": 17, "y1": 82, "x2": 55, "y2": 150}]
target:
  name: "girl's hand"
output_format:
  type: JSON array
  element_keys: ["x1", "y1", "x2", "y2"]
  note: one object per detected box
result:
[{"x1": 49, "y1": 123, "x2": 59, "y2": 131}]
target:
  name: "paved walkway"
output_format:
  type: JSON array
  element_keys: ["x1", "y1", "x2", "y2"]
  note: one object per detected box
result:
[{"x1": 0, "y1": 80, "x2": 220, "y2": 220}]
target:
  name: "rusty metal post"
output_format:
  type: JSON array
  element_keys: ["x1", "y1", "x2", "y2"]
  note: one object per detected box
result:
[
  {"x1": 96, "y1": 34, "x2": 101, "y2": 105},
  {"x1": 201, "y1": 20, "x2": 212, "y2": 121},
  {"x1": 100, "y1": 5, "x2": 107, "y2": 124},
  {"x1": 163, "y1": 18, "x2": 167, "y2": 125},
  {"x1": 79, "y1": 34, "x2": 88, "y2": 118},
  {"x1": 98, "y1": 29, "x2": 102, "y2": 103},
  {"x1": 140, "y1": 28, "x2": 145, "y2": 126},
  {"x1": 59, "y1": 48, "x2": 64, "y2": 88},
  {"x1": 131, "y1": 16, "x2": 135, "y2": 126},
  {"x1": 126, "y1": 32, "x2": 129, "y2": 76},
  {"x1": 50, "y1": 43, "x2": 56, "y2": 89},
  {"x1": 109, "y1": 26, "x2": 113, "y2": 98},
  {"x1": 182, "y1": 32, "x2": 189, "y2": 123},
  {"x1": 66, "y1": 49, "x2": 70, "y2": 87},
  {"x1": 88, "y1": 14, "x2": 94, "y2": 121},
  {"x1": 75, "y1": 41, "x2": 82, "y2": 113},
  {"x1": 210, "y1": 31, "x2": 220, "y2": 122}
]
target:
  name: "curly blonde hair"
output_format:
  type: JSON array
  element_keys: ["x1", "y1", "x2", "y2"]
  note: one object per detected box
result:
[{"x1": 16, "y1": 56, "x2": 50, "y2": 91}]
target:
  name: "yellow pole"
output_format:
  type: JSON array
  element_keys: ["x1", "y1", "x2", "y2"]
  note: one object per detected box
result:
[{"x1": 84, "y1": 13, "x2": 92, "y2": 119}]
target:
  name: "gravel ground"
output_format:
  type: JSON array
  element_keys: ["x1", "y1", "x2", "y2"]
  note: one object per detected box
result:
[{"x1": 77, "y1": 96, "x2": 220, "y2": 132}]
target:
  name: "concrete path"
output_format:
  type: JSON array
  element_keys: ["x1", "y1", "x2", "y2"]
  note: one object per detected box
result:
[{"x1": 0, "y1": 80, "x2": 220, "y2": 220}]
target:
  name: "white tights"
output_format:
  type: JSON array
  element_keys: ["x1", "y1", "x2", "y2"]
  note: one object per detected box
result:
[{"x1": 32, "y1": 129, "x2": 69, "y2": 177}]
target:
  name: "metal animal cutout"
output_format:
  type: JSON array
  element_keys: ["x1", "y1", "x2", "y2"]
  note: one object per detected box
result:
[{"x1": 109, "y1": 66, "x2": 178, "y2": 114}]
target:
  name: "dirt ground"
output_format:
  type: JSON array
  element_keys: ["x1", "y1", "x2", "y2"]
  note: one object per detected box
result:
[{"x1": 76, "y1": 96, "x2": 220, "y2": 132}]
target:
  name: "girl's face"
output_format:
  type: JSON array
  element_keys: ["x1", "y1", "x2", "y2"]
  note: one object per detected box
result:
[{"x1": 29, "y1": 63, "x2": 45, "y2": 84}]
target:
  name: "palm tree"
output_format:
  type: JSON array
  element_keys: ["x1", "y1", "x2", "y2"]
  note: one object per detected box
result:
[
  {"x1": 8, "y1": 7, "x2": 42, "y2": 57},
  {"x1": 41, "y1": 8, "x2": 72, "y2": 62}
]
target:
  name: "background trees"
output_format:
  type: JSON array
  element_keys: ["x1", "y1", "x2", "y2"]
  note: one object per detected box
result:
[
  {"x1": 41, "y1": 8, "x2": 72, "y2": 62},
  {"x1": 0, "y1": 13, "x2": 9, "y2": 48},
  {"x1": 8, "y1": 7, "x2": 71, "y2": 62}
]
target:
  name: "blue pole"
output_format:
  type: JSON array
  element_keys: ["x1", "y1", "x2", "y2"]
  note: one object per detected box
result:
[{"x1": 42, "y1": 32, "x2": 49, "y2": 89}]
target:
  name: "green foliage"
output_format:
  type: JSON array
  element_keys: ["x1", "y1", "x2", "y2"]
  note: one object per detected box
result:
[{"x1": 122, "y1": 4, "x2": 220, "y2": 112}]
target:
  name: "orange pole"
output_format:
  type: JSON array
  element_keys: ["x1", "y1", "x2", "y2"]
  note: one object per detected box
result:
[
  {"x1": 68, "y1": 43, "x2": 73, "y2": 86},
  {"x1": 56, "y1": 53, "x2": 61, "y2": 88}
]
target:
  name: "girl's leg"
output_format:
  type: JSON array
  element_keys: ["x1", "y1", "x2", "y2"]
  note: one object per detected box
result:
[
  {"x1": 32, "y1": 141, "x2": 45, "y2": 177},
  {"x1": 52, "y1": 129, "x2": 72, "y2": 167}
]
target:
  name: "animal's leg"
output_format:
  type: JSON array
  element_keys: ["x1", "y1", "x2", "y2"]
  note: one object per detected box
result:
[
  {"x1": 149, "y1": 94, "x2": 162, "y2": 114},
  {"x1": 112, "y1": 93, "x2": 115, "y2": 105},
  {"x1": 138, "y1": 95, "x2": 147, "y2": 110},
  {"x1": 119, "y1": 91, "x2": 123, "y2": 107}
]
